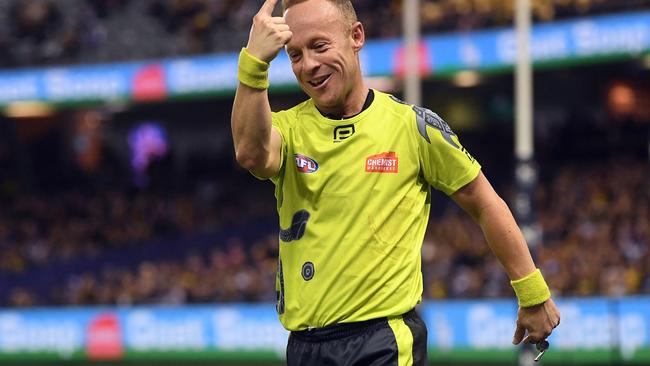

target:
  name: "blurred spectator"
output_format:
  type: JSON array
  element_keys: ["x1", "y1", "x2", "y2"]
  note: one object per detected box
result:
[
  {"x1": 11, "y1": 1, "x2": 62, "y2": 44},
  {"x1": 89, "y1": 0, "x2": 127, "y2": 19},
  {"x1": 4, "y1": 0, "x2": 84, "y2": 66}
]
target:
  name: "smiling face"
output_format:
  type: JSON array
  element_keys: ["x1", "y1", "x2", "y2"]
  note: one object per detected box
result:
[{"x1": 284, "y1": 0, "x2": 366, "y2": 116}]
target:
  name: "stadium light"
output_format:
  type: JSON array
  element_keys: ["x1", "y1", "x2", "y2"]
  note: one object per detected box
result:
[
  {"x1": 4, "y1": 101, "x2": 55, "y2": 118},
  {"x1": 452, "y1": 71, "x2": 482, "y2": 88}
]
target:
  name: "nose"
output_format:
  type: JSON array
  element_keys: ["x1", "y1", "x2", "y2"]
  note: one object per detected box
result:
[{"x1": 301, "y1": 51, "x2": 321, "y2": 75}]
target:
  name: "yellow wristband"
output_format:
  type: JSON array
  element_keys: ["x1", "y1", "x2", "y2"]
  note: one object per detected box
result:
[
  {"x1": 238, "y1": 48, "x2": 270, "y2": 90},
  {"x1": 510, "y1": 269, "x2": 551, "y2": 307}
]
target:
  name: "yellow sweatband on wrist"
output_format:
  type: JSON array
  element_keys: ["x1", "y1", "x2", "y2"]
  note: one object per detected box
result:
[
  {"x1": 238, "y1": 48, "x2": 270, "y2": 90},
  {"x1": 510, "y1": 268, "x2": 551, "y2": 308}
]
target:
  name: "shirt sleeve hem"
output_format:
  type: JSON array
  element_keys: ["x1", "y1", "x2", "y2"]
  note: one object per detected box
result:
[{"x1": 437, "y1": 163, "x2": 482, "y2": 196}]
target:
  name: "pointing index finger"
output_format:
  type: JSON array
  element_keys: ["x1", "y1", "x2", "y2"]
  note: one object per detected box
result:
[{"x1": 259, "y1": 0, "x2": 279, "y2": 17}]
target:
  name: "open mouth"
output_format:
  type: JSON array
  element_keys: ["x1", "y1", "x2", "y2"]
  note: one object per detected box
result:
[{"x1": 308, "y1": 74, "x2": 331, "y2": 88}]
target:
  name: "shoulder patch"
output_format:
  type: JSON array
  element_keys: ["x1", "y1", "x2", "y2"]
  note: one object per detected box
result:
[{"x1": 413, "y1": 105, "x2": 459, "y2": 149}]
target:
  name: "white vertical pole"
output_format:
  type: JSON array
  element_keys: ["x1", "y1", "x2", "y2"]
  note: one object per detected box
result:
[
  {"x1": 403, "y1": 0, "x2": 421, "y2": 106},
  {"x1": 515, "y1": 1, "x2": 539, "y2": 364},
  {"x1": 516, "y1": 0, "x2": 533, "y2": 161}
]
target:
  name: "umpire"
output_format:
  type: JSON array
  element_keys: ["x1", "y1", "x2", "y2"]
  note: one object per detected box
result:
[{"x1": 231, "y1": 0, "x2": 561, "y2": 365}]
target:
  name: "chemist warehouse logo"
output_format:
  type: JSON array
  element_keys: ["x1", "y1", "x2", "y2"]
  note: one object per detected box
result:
[
  {"x1": 366, "y1": 152, "x2": 398, "y2": 173},
  {"x1": 295, "y1": 154, "x2": 319, "y2": 173}
]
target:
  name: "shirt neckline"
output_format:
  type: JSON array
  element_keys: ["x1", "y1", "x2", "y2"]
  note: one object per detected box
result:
[{"x1": 310, "y1": 89, "x2": 377, "y2": 126}]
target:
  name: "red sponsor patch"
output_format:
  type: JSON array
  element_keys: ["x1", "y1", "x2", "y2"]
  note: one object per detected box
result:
[
  {"x1": 365, "y1": 152, "x2": 398, "y2": 173},
  {"x1": 394, "y1": 42, "x2": 431, "y2": 77},
  {"x1": 132, "y1": 64, "x2": 167, "y2": 101},
  {"x1": 86, "y1": 313, "x2": 123, "y2": 360}
]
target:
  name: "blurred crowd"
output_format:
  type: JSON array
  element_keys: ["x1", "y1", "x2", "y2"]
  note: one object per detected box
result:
[
  {"x1": 536, "y1": 162, "x2": 650, "y2": 297},
  {"x1": 9, "y1": 235, "x2": 279, "y2": 307},
  {"x1": 0, "y1": 0, "x2": 649, "y2": 67},
  {"x1": 422, "y1": 160, "x2": 650, "y2": 300},
  {"x1": 0, "y1": 191, "x2": 221, "y2": 273},
  {"x1": 4, "y1": 159, "x2": 648, "y2": 307}
]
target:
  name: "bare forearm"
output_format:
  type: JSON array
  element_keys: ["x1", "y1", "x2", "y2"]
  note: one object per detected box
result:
[
  {"x1": 452, "y1": 173, "x2": 536, "y2": 281},
  {"x1": 476, "y1": 196, "x2": 536, "y2": 280},
  {"x1": 231, "y1": 83, "x2": 273, "y2": 169}
]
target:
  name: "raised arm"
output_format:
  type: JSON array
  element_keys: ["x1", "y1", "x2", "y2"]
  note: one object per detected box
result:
[
  {"x1": 231, "y1": 0, "x2": 291, "y2": 178},
  {"x1": 451, "y1": 171, "x2": 560, "y2": 345}
]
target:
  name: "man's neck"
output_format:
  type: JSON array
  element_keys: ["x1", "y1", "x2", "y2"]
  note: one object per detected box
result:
[{"x1": 317, "y1": 86, "x2": 371, "y2": 120}]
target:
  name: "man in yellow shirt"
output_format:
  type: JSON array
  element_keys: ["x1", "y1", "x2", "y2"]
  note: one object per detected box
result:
[{"x1": 231, "y1": 0, "x2": 560, "y2": 365}]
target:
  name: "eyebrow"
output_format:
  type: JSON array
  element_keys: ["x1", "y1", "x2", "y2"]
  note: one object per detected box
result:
[{"x1": 287, "y1": 35, "x2": 330, "y2": 53}]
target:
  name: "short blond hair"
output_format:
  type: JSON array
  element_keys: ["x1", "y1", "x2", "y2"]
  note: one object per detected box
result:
[{"x1": 282, "y1": 0, "x2": 358, "y2": 27}]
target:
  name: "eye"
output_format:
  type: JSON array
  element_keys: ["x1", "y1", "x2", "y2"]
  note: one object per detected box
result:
[{"x1": 289, "y1": 52, "x2": 302, "y2": 62}]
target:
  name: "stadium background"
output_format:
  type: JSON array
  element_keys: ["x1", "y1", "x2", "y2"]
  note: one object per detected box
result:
[{"x1": 0, "y1": 0, "x2": 649, "y2": 365}]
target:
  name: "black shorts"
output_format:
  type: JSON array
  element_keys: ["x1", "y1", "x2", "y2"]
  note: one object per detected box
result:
[{"x1": 287, "y1": 309, "x2": 428, "y2": 366}]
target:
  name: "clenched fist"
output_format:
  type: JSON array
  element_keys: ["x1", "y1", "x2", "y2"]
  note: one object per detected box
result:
[{"x1": 246, "y1": 0, "x2": 293, "y2": 63}]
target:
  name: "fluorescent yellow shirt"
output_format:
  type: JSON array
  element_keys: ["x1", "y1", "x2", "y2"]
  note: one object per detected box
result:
[{"x1": 266, "y1": 90, "x2": 480, "y2": 331}]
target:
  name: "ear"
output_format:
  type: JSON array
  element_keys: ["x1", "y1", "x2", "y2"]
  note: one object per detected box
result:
[{"x1": 350, "y1": 21, "x2": 365, "y2": 52}]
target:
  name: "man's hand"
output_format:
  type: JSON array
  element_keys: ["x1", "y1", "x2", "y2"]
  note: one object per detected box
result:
[
  {"x1": 246, "y1": 0, "x2": 293, "y2": 63},
  {"x1": 513, "y1": 297, "x2": 561, "y2": 345}
]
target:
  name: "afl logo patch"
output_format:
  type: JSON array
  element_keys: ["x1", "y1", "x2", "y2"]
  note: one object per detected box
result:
[
  {"x1": 301, "y1": 262, "x2": 315, "y2": 281},
  {"x1": 295, "y1": 154, "x2": 319, "y2": 173}
]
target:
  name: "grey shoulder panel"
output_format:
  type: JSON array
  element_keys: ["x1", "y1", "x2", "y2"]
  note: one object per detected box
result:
[{"x1": 412, "y1": 105, "x2": 459, "y2": 149}]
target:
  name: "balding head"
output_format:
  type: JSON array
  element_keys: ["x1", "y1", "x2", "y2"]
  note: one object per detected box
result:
[{"x1": 283, "y1": 0, "x2": 357, "y2": 30}]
